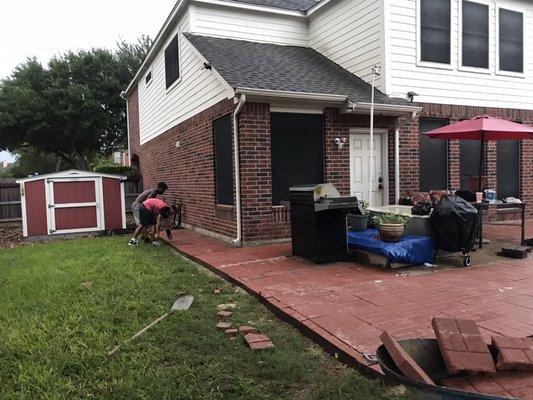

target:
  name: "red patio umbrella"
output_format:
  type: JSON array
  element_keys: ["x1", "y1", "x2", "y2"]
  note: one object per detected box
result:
[{"x1": 423, "y1": 115, "x2": 533, "y2": 192}]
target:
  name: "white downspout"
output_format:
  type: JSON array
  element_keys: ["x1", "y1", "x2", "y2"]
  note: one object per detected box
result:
[
  {"x1": 120, "y1": 91, "x2": 131, "y2": 167},
  {"x1": 233, "y1": 94, "x2": 246, "y2": 246},
  {"x1": 394, "y1": 124, "x2": 400, "y2": 204}
]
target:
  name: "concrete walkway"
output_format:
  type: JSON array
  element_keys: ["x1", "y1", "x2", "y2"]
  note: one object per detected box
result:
[{"x1": 166, "y1": 223, "x2": 533, "y2": 382}]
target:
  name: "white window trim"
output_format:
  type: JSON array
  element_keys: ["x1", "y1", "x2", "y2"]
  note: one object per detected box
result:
[
  {"x1": 416, "y1": 0, "x2": 454, "y2": 70},
  {"x1": 458, "y1": 0, "x2": 492, "y2": 74},
  {"x1": 495, "y1": 5, "x2": 526, "y2": 78},
  {"x1": 165, "y1": 31, "x2": 182, "y2": 93}
]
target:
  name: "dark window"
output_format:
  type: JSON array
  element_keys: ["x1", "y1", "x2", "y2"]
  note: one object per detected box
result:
[
  {"x1": 460, "y1": 140, "x2": 485, "y2": 189},
  {"x1": 497, "y1": 140, "x2": 520, "y2": 199},
  {"x1": 213, "y1": 115, "x2": 233, "y2": 205},
  {"x1": 499, "y1": 9, "x2": 524, "y2": 73},
  {"x1": 271, "y1": 113, "x2": 325, "y2": 205},
  {"x1": 462, "y1": 1, "x2": 489, "y2": 68},
  {"x1": 145, "y1": 71, "x2": 152, "y2": 85},
  {"x1": 419, "y1": 118, "x2": 449, "y2": 191},
  {"x1": 420, "y1": 0, "x2": 451, "y2": 64},
  {"x1": 164, "y1": 35, "x2": 180, "y2": 89}
]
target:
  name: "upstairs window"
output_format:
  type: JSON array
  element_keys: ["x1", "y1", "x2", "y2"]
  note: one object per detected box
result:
[
  {"x1": 420, "y1": 0, "x2": 451, "y2": 64},
  {"x1": 499, "y1": 8, "x2": 524, "y2": 73},
  {"x1": 462, "y1": 1, "x2": 489, "y2": 69},
  {"x1": 164, "y1": 35, "x2": 180, "y2": 89},
  {"x1": 145, "y1": 71, "x2": 152, "y2": 85}
]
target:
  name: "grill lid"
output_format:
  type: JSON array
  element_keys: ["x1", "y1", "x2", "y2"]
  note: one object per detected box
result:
[{"x1": 289, "y1": 183, "x2": 340, "y2": 202}]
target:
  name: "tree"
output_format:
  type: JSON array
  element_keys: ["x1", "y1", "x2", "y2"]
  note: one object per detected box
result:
[
  {"x1": 9, "y1": 150, "x2": 69, "y2": 178},
  {"x1": 0, "y1": 36, "x2": 151, "y2": 170}
]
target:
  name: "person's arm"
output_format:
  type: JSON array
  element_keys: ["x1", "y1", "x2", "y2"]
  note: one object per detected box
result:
[
  {"x1": 154, "y1": 215, "x2": 162, "y2": 239},
  {"x1": 147, "y1": 189, "x2": 159, "y2": 199}
]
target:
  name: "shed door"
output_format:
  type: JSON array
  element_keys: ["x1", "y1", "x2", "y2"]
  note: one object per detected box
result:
[{"x1": 47, "y1": 178, "x2": 103, "y2": 234}]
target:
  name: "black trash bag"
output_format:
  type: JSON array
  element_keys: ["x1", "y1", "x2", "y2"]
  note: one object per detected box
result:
[
  {"x1": 430, "y1": 195, "x2": 478, "y2": 253},
  {"x1": 411, "y1": 201, "x2": 432, "y2": 216}
]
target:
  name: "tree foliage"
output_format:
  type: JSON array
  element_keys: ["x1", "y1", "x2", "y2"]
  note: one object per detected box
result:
[{"x1": 0, "y1": 36, "x2": 151, "y2": 170}]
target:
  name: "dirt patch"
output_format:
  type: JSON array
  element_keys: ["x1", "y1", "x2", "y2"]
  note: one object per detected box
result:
[{"x1": 0, "y1": 225, "x2": 25, "y2": 250}]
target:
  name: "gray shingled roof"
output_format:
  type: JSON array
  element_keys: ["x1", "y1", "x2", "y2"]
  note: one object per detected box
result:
[
  {"x1": 229, "y1": 0, "x2": 318, "y2": 11},
  {"x1": 185, "y1": 34, "x2": 410, "y2": 106}
]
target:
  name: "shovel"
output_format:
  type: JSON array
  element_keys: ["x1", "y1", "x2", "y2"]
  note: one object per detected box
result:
[{"x1": 108, "y1": 295, "x2": 194, "y2": 356}]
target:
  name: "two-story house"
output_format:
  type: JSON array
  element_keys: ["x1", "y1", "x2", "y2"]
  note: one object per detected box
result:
[{"x1": 124, "y1": 0, "x2": 533, "y2": 245}]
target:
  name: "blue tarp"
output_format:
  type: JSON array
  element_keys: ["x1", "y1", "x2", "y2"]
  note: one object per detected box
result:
[{"x1": 347, "y1": 229, "x2": 435, "y2": 265}]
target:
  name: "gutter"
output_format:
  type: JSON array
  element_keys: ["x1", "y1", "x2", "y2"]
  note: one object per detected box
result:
[
  {"x1": 120, "y1": 91, "x2": 131, "y2": 166},
  {"x1": 233, "y1": 94, "x2": 246, "y2": 246},
  {"x1": 235, "y1": 87, "x2": 347, "y2": 103}
]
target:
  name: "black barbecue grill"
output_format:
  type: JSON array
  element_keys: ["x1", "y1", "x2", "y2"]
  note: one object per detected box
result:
[{"x1": 289, "y1": 184, "x2": 361, "y2": 263}]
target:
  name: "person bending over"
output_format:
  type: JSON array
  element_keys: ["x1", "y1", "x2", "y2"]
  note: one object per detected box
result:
[
  {"x1": 131, "y1": 182, "x2": 168, "y2": 229},
  {"x1": 129, "y1": 197, "x2": 171, "y2": 246}
]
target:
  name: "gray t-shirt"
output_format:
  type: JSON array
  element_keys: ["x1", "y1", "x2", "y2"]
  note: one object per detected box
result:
[{"x1": 134, "y1": 188, "x2": 158, "y2": 204}]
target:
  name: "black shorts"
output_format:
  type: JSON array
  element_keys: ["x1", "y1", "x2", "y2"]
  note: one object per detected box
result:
[{"x1": 138, "y1": 204, "x2": 156, "y2": 227}]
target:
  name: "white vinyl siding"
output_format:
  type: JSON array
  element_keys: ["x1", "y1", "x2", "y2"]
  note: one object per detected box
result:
[
  {"x1": 190, "y1": 2, "x2": 308, "y2": 46},
  {"x1": 386, "y1": 0, "x2": 533, "y2": 110},
  {"x1": 138, "y1": 11, "x2": 231, "y2": 144},
  {"x1": 309, "y1": 0, "x2": 385, "y2": 91}
]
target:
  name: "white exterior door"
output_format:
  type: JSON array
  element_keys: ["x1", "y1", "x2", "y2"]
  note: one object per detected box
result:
[{"x1": 349, "y1": 133, "x2": 384, "y2": 206}]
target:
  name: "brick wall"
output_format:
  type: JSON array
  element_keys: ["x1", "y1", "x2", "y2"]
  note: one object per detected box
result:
[
  {"x1": 130, "y1": 93, "x2": 238, "y2": 240},
  {"x1": 128, "y1": 90, "x2": 533, "y2": 244}
]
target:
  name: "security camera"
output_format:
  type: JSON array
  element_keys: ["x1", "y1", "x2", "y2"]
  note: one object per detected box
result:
[{"x1": 334, "y1": 138, "x2": 347, "y2": 149}]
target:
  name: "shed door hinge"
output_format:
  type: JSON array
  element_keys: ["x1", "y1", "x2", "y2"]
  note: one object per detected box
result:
[{"x1": 48, "y1": 204, "x2": 55, "y2": 209}]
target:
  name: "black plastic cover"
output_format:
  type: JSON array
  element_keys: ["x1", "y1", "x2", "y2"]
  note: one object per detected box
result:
[{"x1": 429, "y1": 196, "x2": 478, "y2": 253}]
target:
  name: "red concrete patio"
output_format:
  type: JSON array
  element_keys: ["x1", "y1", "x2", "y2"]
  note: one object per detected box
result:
[{"x1": 166, "y1": 221, "x2": 533, "y2": 396}]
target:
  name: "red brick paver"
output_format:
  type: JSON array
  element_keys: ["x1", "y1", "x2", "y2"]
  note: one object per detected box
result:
[
  {"x1": 166, "y1": 226, "x2": 533, "y2": 395},
  {"x1": 432, "y1": 318, "x2": 496, "y2": 374},
  {"x1": 380, "y1": 331, "x2": 435, "y2": 385},
  {"x1": 493, "y1": 336, "x2": 533, "y2": 371}
]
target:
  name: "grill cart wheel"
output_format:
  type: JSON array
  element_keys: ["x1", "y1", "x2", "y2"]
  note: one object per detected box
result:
[{"x1": 463, "y1": 254, "x2": 472, "y2": 268}]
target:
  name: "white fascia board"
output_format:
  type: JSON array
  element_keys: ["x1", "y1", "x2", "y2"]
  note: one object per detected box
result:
[
  {"x1": 183, "y1": 35, "x2": 236, "y2": 98},
  {"x1": 306, "y1": 0, "x2": 333, "y2": 16},
  {"x1": 192, "y1": 0, "x2": 306, "y2": 17},
  {"x1": 124, "y1": 0, "x2": 189, "y2": 97},
  {"x1": 346, "y1": 100, "x2": 422, "y2": 116},
  {"x1": 235, "y1": 87, "x2": 347, "y2": 103}
]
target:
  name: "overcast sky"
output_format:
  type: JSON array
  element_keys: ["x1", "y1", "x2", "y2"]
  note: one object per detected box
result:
[{"x1": 0, "y1": 0, "x2": 176, "y2": 163}]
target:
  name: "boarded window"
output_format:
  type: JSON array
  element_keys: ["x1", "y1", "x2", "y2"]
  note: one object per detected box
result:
[
  {"x1": 460, "y1": 140, "x2": 485, "y2": 189},
  {"x1": 271, "y1": 113, "x2": 324, "y2": 205},
  {"x1": 419, "y1": 118, "x2": 449, "y2": 191},
  {"x1": 164, "y1": 35, "x2": 180, "y2": 89},
  {"x1": 499, "y1": 9, "x2": 524, "y2": 73},
  {"x1": 420, "y1": 0, "x2": 451, "y2": 64},
  {"x1": 497, "y1": 140, "x2": 520, "y2": 199},
  {"x1": 462, "y1": 1, "x2": 489, "y2": 68},
  {"x1": 213, "y1": 115, "x2": 233, "y2": 205}
]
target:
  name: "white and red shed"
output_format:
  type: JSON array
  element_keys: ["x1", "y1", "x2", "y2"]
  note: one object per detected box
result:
[{"x1": 16, "y1": 170, "x2": 127, "y2": 238}]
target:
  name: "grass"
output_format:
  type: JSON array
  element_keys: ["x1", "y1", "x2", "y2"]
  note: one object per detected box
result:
[{"x1": 0, "y1": 236, "x2": 416, "y2": 400}]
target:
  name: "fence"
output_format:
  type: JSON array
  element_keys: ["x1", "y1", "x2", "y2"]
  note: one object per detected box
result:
[
  {"x1": 0, "y1": 178, "x2": 140, "y2": 224},
  {"x1": 0, "y1": 179, "x2": 22, "y2": 222}
]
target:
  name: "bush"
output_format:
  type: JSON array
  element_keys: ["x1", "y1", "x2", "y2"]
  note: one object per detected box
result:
[{"x1": 93, "y1": 164, "x2": 139, "y2": 177}]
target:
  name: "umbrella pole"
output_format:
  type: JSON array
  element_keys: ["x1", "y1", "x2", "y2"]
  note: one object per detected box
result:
[{"x1": 478, "y1": 131, "x2": 485, "y2": 192}]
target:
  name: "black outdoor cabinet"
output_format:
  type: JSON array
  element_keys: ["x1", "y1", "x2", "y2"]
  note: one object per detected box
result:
[{"x1": 289, "y1": 184, "x2": 359, "y2": 264}]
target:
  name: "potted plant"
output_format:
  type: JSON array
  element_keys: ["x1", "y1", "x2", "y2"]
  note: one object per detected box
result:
[
  {"x1": 372, "y1": 214, "x2": 411, "y2": 242},
  {"x1": 348, "y1": 201, "x2": 369, "y2": 231}
]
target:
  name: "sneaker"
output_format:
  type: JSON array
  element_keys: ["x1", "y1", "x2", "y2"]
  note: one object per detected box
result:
[
  {"x1": 128, "y1": 238, "x2": 140, "y2": 246},
  {"x1": 151, "y1": 240, "x2": 161, "y2": 247}
]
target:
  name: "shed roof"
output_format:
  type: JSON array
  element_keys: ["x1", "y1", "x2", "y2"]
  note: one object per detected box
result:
[
  {"x1": 16, "y1": 170, "x2": 127, "y2": 184},
  {"x1": 185, "y1": 34, "x2": 410, "y2": 106}
]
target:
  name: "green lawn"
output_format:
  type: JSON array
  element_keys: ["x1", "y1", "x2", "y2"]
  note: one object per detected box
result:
[{"x1": 0, "y1": 237, "x2": 415, "y2": 400}]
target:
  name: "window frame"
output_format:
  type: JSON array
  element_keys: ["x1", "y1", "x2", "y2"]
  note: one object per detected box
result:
[
  {"x1": 164, "y1": 33, "x2": 181, "y2": 92},
  {"x1": 458, "y1": 0, "x2": 492, "y2": 74},
  {"x1": 417, "y1": 0, "x2": 454, "y2": 70},
  {"x1": 145, "y1": 71, "x2": 152, "y2": 86},
  {"x1": 496, "y1": 6, "x2": 525, "y2": 78}
]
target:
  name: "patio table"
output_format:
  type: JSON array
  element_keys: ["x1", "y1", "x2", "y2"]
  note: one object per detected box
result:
[{"x1": 473, "y1": 202, "x2": 526, "y2": 249}]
